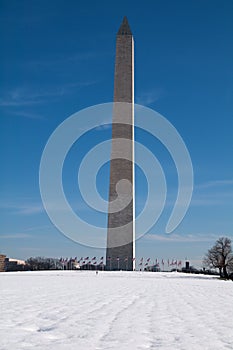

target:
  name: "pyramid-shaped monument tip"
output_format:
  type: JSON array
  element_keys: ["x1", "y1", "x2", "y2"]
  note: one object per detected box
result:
[{"x1": 117, "y1": 16, "x2": 132, "y2": 36}]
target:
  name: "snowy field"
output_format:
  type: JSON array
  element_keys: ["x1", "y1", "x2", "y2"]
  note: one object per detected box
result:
[{"x1": 0, "y1": 271, "x2": 232, "y2": 350}]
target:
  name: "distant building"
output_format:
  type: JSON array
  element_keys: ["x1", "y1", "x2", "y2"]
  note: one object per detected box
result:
[
  {"x1": 0, "y1": 254, "x2": 6, "y2": 272},
  {"x1": 5, "y1": 258, "x2": 26, "y2": 272},
  {"x1": 145, "y1": 264, "x2": 161, "y2": 272},
  {"x1": 80, "y1": 263, "x2": 105, "y2": 271},
  {"x1": 181, "y1": 261, "x2": 199, "y2": 274},
  {"x1": 66, "y1": 259, "x2": 80, "y2": 270}
]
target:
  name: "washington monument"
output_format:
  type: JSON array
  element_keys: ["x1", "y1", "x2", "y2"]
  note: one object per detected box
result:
[{"x1": 106, "y1": 17, "x2": 135, "y2": 270}]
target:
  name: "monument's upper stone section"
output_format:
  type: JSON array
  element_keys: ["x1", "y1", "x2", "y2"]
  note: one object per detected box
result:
[{"x1": 117, "y1": 16, "x2": 132, "y2": 36}]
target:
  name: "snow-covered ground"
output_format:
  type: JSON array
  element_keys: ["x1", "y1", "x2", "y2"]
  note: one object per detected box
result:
[{"x1": 0, "y1": 271, "x2": 232, "y2": 350}]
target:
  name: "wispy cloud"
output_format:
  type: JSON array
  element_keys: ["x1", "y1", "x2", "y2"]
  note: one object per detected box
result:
[
  {"x1": 0, "y1": 96, "x2": 42, "y2": 107},
  {"x1": 16, "y1": 205, "x2": 45, "y2": 215},
  {"x1": 196, "y1": 179, "x2": 233, "y2": 190},
  {"x1": 136, "y1": 88, "x2": 163, "y2": 106},
  {"x1": 1, "y1": 202, "x2": 44, "y2": 215},
  {"x1": 0, "y1": 233, "x2": 32, "y2": 239},
  {"x1": 94, "y1": 116, "x2": 112, "y2": 131},
  {"x1": 144, "y1": 233, "x2": 226, "y2": 243},
  {"x1": 8, "y1": 111, "x2": 46, "y2": 120},
  {"x1": 0, "y1": 80, "x2": 97, "y2": 108},
  {"x1": 160, "y1": 179, "x2": 233, "y2": 208},
  {"x1": 26, "y1": 52, "x2": 105, "y2": 69},
  {"x1": 0, "y1": 198, "x2": 96, "y2": 216},
  {"x1": 0, "y1": 224, "x2": 52, "y2": 239},
  {"x1": 188, "y1": 179, "x2": 233, "y2": 206}
]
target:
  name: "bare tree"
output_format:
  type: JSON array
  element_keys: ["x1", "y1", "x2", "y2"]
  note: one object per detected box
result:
[
  {"x1": 203, "y1": 237, "x2": 233, "y2": 278},
  {"x1": 26, "y1": 257, "x2": 60, "y2": 270}
]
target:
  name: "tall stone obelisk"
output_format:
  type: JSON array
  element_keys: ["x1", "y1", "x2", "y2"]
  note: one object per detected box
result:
[{"x1": 106, "y1": 17, "x2": 135, "y2": 271}]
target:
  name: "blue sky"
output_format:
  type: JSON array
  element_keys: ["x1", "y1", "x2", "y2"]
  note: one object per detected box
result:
[{"x1": 0, "y1": 0, "x2": 232, "y2": 267}]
